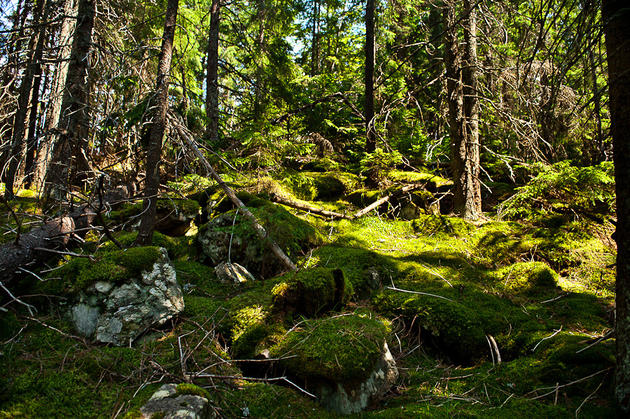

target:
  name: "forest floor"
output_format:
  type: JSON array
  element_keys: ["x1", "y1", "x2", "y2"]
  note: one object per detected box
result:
[{"x1": 0, "y1": 161, "x2": 618, "y2": 418}]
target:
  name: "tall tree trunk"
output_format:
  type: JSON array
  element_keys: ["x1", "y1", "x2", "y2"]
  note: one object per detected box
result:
[
  {"x1": 23, "y1": 56, "x2": 47, "y2": 189},
  {"x1": 205, "y1": 0, "x2": 220, "y2": 142},
  {"x1": 4, "y1": 0, "x2": 48, "y2": 199},
  {"x1": 444, "y1": 0, "x2": 481, "y2": 220},
  {"x1": 45, "y1": 0, "x2": 95, "y2": 199},
  {"x1": 603, "y1": 0, "x2": 630, "y2": 413},
  {"x1": 364, "y1": 0, "x2": 376, "y2": 153},
  {"x1": 33, "y1": 0, "x2": 77, "y2": 191},
  {"x1": 460, "y1": 0, "x2": 481, "y2": 220},
  {"x1": 311, "y1": 0, "x2": 320, "y2": 76},
  {"x1": 135, "y1": 0, "x2": 180, "y2": 246}
]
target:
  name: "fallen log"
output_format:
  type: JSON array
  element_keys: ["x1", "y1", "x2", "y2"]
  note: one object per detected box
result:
[
  {"x1": 269, "y1": 193, "x2": 352, "y2": 220},
  {"x1": 0, "y1": 216, "x2": 75, "y2": 282}
]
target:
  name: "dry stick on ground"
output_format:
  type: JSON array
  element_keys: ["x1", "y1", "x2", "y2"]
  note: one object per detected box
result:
[
  {"x1": 269, "y1": 193, "x2": 352, "y2": 220},
  {"x1": 354, "y1": 184, "x2": 423, "y2": 218},
  {"x1": 190, "y1": 373, "x2": 317, "y2": 399},
  {"x1": 169, "y1": 114, "x2": 297, "y2": 272}
]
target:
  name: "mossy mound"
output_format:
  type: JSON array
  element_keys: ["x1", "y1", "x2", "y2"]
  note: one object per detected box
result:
[
  {"x1": 40, "y1": 246, "x2": 162, "y2": 295},
  {"x1": 276, "y1": 170, "x2": 359, "y2": 201},
  {"x1": 100, "y1": 231, "x2": 196, "y2": 261},
  {"x1": 373, "y1": 291, "x2": 488, "y2": 362},
  {"x1": 198, "y1": 200, "x2": 323, "y2": 278},
  {"x1": 386, "y1": 169, "x2": 453, "y2": 190},
  {"x1": 493, "y1": 261, "x2": 559, "y2": 295},
  {"x1": 271, "y1": 268, "x2": 354, "y2": 317},
  {"x1": 270, "y1": 313, "x2": 389, "y2": 382}
]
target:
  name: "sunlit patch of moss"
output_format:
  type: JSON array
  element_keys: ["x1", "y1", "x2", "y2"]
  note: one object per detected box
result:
[
  {"x1": 386, "y1": 169, "x2": 453, "y2": 190},
  {"x1": 270, "y1": 312, "x2": 389, "y2": 382},
  {"x1": 275, "y1": 170, "x2": 360, "y2": 201},
  {"x1": 175, "y1": 383, "x2": 210, "y2": 399},
  {"x1": 491, "y1": 262, "x2": 559, "y2": 295}
]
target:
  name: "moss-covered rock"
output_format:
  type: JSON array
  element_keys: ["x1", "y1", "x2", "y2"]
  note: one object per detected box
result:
[
  {"x1": 198, "y1": 201, "x2": 323, "y2": 278},
  {"x1": 277, "y1": 170, "x2": 359, "y2": 201},
  {"x1": 41, "y1": 246, "x2": 163, "y2": 296},
  {"x1": 270, "y1": 313, "x2": 390, "y2": 382},
  {"x1": 271, "y1": 268, "x2": 353, "y2": 317}
]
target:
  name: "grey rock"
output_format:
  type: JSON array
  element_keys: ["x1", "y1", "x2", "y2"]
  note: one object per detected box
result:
[
  {"x1": 94, "y1": 281, "x2": 113, "y2": 294},
  {"x1": 140, "y1": 384, "x2": 212, "y2": 419},
  {"x1": 70, "y1": 248, "x2": 185, "y2": 346},
  {"x1": 71, "y1": 304, "x2": 100, "y2": 337},
  {"x1": 318, "y1": 342, "x2": 398, "y2": 415},
  {"x1": 214, "y1": 262, "x2": 255, "y2": 283}
]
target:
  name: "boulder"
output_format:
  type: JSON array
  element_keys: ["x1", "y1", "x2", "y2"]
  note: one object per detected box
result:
[
  {"x1": 69, "y1": 248, "x2": 184, "y2": 346},
  {"x1": 198, "y1": 202, "x2": 322, "y2": 278},
  {"x1": 270, "y1": 314, "x2": 398, "y2": 414},
  {"x1": 318, "y1": 342, "x2": 398, "y2": 414},
  {"x1": 140, "y1": 384, "x2": 212, "y2": 419},
  {"x1": 214, "y1": 262, "x2": 255, "y2": 283}
]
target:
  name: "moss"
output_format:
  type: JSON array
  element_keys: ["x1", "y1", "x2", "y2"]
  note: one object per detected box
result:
[
  {"x1": 493, "y1": 262, "x2": 559, "y2": 295},
  {"x1": 271, "y1": 268, "x2": 354, "y2": 317},
  {"x1": 270, "y1": 312, "x2": 389, "y2": 382},
  {"x1": 411, "y1": 215, "x2": 472, "y2": 237},
  {"x1": 175, "y1": 383, "x2": 211, "y2": 399},
  {"x1": 373, "y1": 290, "x2": 488, "y2": 362},
  {"x1": 107, "y1": 198, "x2": 200, "y2": 224},
  {"x1": 41, "y1": 246, "x2": 162, "y2": 295},
  {"x1": 387, "y1": 169, "x2": 453, "y2": 189},
  {"x1": 101, "y1": 231, "x2": 196, "y2": 261},
  {"x1": 276, "y1": 170, "x2": 359, "y2": 201},
  {"x1": 346, "y1": 188, "x2": 382, "y2": 207}
]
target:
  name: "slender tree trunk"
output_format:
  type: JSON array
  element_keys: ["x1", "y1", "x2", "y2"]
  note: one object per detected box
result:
[
  {"x1": 311, "y1": 0, "x2": 320, "y2": 76},
  {"x1": 135, "y1": 0, "x2": 180, "y2": 246},
  {"x1": 205, "y1": 0, "x2": 220, "y2": 141},
  {"x1": 603, "y1": 0, "x2": 630, "y2": 413},
  {"x1": 5, "y1": 0, "x2": 48, "y2": 199},
  {"x1": 23, "y1": 56, "x2": 46, "y2": 189},
  {"x1": 460, "y1": 0, "x2": 481, "y2": 220},
  {"x1": 444, "y1": 0, "x2": 481, "y2": 220},
  {"x1": 45, "y1": 0, "x2": 95, "y2": 199},
  {"x1": 364, "y1": 0, "x2": 376, "y2": 153},
  {"x1": 33, "y1": 0, "x2": 77, "y2": 191}
]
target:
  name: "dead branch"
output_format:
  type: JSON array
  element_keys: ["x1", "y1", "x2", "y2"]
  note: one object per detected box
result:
[
  {"x1": 169, "y1": 113, "x2": 297, "y2": 272},
  {"x1": 354, "y1": 184, "x2": 423, "y2": 218}
]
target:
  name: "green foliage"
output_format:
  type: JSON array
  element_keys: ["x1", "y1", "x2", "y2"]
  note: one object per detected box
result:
[
  {"x1": 498, "y1": 162, "x2": 615, "y2": 221},
  {"x1": 360, "y1": 149, "x2": 403, "y2": 183}
]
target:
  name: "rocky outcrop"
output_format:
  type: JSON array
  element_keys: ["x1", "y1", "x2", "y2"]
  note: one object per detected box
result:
[
  {"x1": 69, "y1": 248, "x2": 184, "y2": 345},
  {"x1": 140, "y1": 384, "x2": 212, "y2": 419},
  {"x1": 317, "y1": 342, "x2": 399, "y2": 414}
]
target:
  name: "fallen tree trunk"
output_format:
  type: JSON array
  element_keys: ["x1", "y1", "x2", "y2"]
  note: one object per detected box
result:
[
  {"x1": 269, "y1": 193, "x2": 352, "y2": 220},
  {"x1": 169, "y1": 113, "x2": 297, "y2": 272},
  {"x1": 0, "y1": 216, "x2": 75, "y2": 282}
]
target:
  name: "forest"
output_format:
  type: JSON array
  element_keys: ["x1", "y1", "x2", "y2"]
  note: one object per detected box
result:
[{"x1": 0, "y1": 0, "x2": 628, "y2": 417}]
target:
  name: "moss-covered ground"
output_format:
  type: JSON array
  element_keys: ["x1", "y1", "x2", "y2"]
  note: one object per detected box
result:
[{"x1": 0, "y1": 167, "x2": 616, "y2": 417}]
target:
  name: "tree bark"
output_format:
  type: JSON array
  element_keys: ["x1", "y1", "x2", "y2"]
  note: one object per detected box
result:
[
  {"x1": 364, "y1": 0, "x2": 376, "y2": 153},
  {"x1": 444, "y1": 0, "x2": 481, "y2": 221},
  {"x1": 603, "y1": 0, "x2": 630, "y2": 413},
  {"x1": 45, "y1": 0, "x2": 95, "y2": 199},
  {"x1": 460, "y1": 0, "x2": 481, "y2": 220},
  {"x1": 205, "y1": 0, "x2": 220, "y2": 142},
  {"x1": 135, "y1": 0, "x2": 180, "y2": 246},
  {"x1": 33, "y1": 0, "x2": 78, "y2": 191},
  {"x1": 311, "y1": 0, "x2": 320, "y2": 76},
  {"x1": 4, "y1": 0, "x2": 48, "y2": 199}
]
